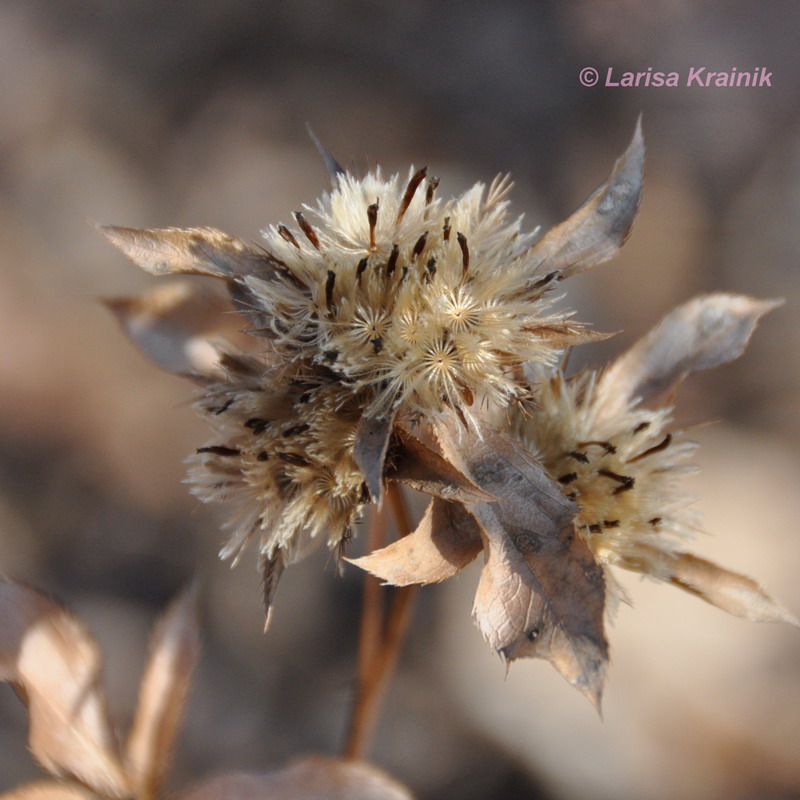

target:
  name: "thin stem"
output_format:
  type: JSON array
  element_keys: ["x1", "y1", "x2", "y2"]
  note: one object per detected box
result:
[
  {"x1": 343, "y1": 484, "x2": 418, "y2": 760},
  {"x1": 354, "y1": 503, "x2": 388, "y2": 702}
]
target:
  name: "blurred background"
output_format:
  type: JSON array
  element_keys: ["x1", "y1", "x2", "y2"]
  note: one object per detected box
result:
[{"x1": 1, "y1": 1, "x2": 799, "y2": 797}]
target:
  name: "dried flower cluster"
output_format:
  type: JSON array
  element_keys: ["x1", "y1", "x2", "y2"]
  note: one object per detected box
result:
[{"x1": 104, "y1": 123, "x2": 796, "y2": 702}]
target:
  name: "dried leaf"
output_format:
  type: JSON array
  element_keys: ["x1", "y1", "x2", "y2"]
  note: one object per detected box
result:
[
  {"x1": 100, "y1": 225, "x2": 274, "y2": 279},
  {"x1": 386, "y1": 426, "x2": 495, "y2": 504},
  {"x1": 354, "y1": 410, "x2": 397, "y2": 504},
  {"x1": 599, "y1": 293, "x2": 782, "y2": 413},
  {"x1": 0, "y1": 781, "x2": 96, "y2": 799},
  {"x1": 666, "y1": 551, "x2": 799, "y2": 625},
  {"x1": 125, "y1": 586, "x2": 200, "y2": 799},
  {"x1": 350, "y1": 498, "x2": 483, "y2": 586},
  {"x1": 179, "y1": 756, "x2": 415, "y2": 800},
  {"x1": 0, "y1": 581, "x2": 130, "y2": 798},
  {"x1": 105, "y1": 281, "x2": 245, "y2": 377},
  {"x1": 529, "y1": 117, "x2": 644, "y2": 278},
  {"x1": 437, "y1": 417, "x2": 608, "y2": 707}
]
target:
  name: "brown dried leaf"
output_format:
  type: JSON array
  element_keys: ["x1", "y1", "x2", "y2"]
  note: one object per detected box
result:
[
  {"x1": 105, "y1": 281, "x2": 245, "y2": 377},
  {"x1": 179, "y1": 756, "x2": 415, "y2": 800},
  {"x1": 0, "y1": 781, "x2": 96, "y2": 799},
  {"x1": 666, "y1": 551, "x2": 799, "y2": 625},
  {"x1": 437, "y1": 417, "x2": 608, "y2": 707},
  {"x1": 354, "y1": 410, "x2": 398, "y2": 504},
  {"x1": 350, "y1": 498, "x2": 483, "y2": 586},
  {"x1": 529, "y1": 117, "x2": 644, "y2": 278},
  {"x1": 0, "y1": 581, "x2": 130, "y2": 798},
  {"x1": 386, "y1": 426, "x2": 495, "y2": 504},
  {"x1": 100, "y1": 225, "x2": 273, "y2": 280},
  {"x1": 125, "y1": 586, "x2": 200, "y2": 799},
  {"x1": 599, "y1": 293, "x2": 782, "y2": 414}
]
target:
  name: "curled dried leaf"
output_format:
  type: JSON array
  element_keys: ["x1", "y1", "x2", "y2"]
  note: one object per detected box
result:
[
  {"x1": 350, "y1": 498, "x2": 483, "y2": 586},
  {"x1": 437, "y1": 417, "x2": 608, "y2": 708},
  {"x1": 386, "y1": 426, "x2": 495, "y2": 504},
  {"x1": 529, "y1": 117, "x2": 644, "y2": 278},
  {"x1": 599, "y1": 293, "x2": 782, "y2": 414},
  {"x1": 100, "y1": 225, "x2": 275, "y2": 280},
  {"x1": 105, "y1": 281, "x2": 246, "y2": 378},
  {"x1": 126, "y1": 586, "x2": 200, "y2": 799},
  {"x1": 179, "y1": 756, "x2": 415, "y2": 800},
  {"x1": 0, "y1": 581, "x2": 130, "y2": 798},
  {"x1": 665, "y1": 551, "x2": 799, "y2": 625}
]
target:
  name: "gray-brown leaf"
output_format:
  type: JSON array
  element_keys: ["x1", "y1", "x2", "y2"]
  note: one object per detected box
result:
[
  {"x1": 386, "y1": 426, "x2": 495, "y2": 504},
  {"x1": 529, "y1": 117, "x2": 644, "y2": 278},
  {"x1": 125, "y1": 586, "x2": 200, "y2": 799},
  {"x1": 0, "y1": 581, "x2": 130, "y2": 798},
  {"x1": 350, "y1": 498, "x2": 483, "y2": 586},
  {"x1": 599, "y1": 293, "x2": 782, "y2": 414},
  {"x1": 100, "y1": 225, "x2": 273, "y2": 279},
  {"x1": 179, "y1": 756, "x2": 415, "y2": 800},
  {"x1": 437, "y1": 417, "x2": 608, "y2": 708},
  {"x1": 354, "y1": 410, "x2": 398, "y2": 504},
  {"x1": 105, "y1": 281, "x2": 246, "y2": 378},
  {"x1": 666, "y1": 551, "x2": 799, "y2": 625}
]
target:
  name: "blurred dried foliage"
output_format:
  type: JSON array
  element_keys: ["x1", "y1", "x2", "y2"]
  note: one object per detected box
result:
[{"x1": 0, "y1": 1, "x2": 799, "y2": 799}]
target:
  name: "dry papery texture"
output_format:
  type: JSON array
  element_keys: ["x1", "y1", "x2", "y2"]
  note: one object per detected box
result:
[
  {"x1": 102, "y1": 123, "x2": 642, "y2": 592},
  {"x1": 103, "y1": 124, "x2": 795, "y2": 704},
  {"x1": 0, "y1": 579, "x2": 413, "y2": 800}
]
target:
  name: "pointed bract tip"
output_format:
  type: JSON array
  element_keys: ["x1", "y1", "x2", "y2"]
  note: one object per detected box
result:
[{"x1": 306, "y1": 124, "x2": 346, "y2": 180}]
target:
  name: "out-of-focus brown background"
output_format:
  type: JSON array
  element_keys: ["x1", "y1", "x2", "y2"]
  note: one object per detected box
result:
[{"x1": 1, "y1": 1, "x2": 799, "y2": 798}]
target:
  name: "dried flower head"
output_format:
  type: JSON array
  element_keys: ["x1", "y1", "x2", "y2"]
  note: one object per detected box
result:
[
  {"x1": 102, "y1": 124, "x2": 645, "y2": 602},
  {"x1": 354, "y1": 293, "x2": 796, "y2": 704},
  {"x1": 513, "y1": 294, "x2": 787, "y2": 607}
]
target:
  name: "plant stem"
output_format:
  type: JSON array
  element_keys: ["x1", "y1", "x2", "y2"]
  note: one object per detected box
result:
[{"x1": 343, "y1": 484, "x2": 418, "y2": 760}]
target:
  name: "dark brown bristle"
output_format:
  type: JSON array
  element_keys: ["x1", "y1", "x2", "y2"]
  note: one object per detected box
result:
[
  {"x1": 627, "y1": 434, "x2": 673, "y2": 463},
  {"x1": 371, "y1": 337, "x2": 383, "y2": 354},
  {"x1": 367, "y1": 202, "x2": 379, "y2": 251},
  {"x1": 426, "y1": 256, "x2": 437, "y2": 280},
  {"x1": 282, "y1": 423, "x2": 310, "y2": 437},
  {"x1": 396, "y1": 166, "x2": 428, "y2": 223},
  {"x1": 294, "y1": 212, "x2": 320, "y2": 249},
  {"x1": 356, "y1": 257, "x2": 369, "y2": 283},
  {"x1": 633, "y1": 421, "x2": 651, "y2": 434},
  {"x1": 245, "y1": 418, "x2": 271, "y2": 434},
  {"x1": 325, "y1": 270, "x2": 336, "y2": 312},
  {"x1": 412, "y1": 231, "x2": 428, "y2": 259},
  {"x1": 457, "y1": 232, "x2": 470, "y2": 274},
  {"x1": 425, "y1": 177, "x2": 440, "y2": 205},
  {"x1": 197, "y1": 445, "x2": 241, "y2": 457},
  {"x1": 568, "y1": 450, "x2": 589, "y2": 464},
  {"x1": 558, "y1": 472, "x2": 578, "y2": 485},
  {"x1": 256, "y1": 451, "x2": 269, "y2": 461},
  {"x1": 530, "y1": 271, "x2": 557, "y2": 292},
  {"x1": 209, "y1": 398, "x2": 234, "y2": 415},
  {"x1": 599, "y1": 468, "x2": 635, "y2": 494},
  {"x1": 278, "y1": 225, "x2": 300, "y2": 248},
  {"x1": 278, "y1": 452, "x2": 310, "y2": 467},
  {"x1": 386, "y1": 243, "x2": 400, "y2": 276},
  {"x1": 443, "y1": 216, "x2": 451, "y2": 241}
]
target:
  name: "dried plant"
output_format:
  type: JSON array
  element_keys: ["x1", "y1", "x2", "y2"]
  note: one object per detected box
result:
[
  {"x1": 0, "y1": 579, "x2": 413, "y2": 800},
  {"x1": 95, "y1": 121, "x2": 796, "y2": 765}
]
